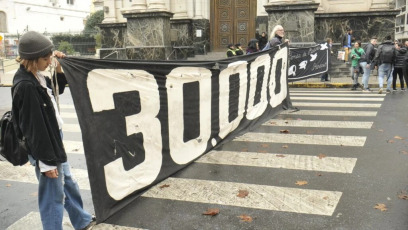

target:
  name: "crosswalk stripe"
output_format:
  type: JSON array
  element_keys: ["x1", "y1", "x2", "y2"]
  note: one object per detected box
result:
[
  {"x1": 280, "y1": 110, "x2": 377, "y2": 116},
  {"x1": 291, "y1": 97, "x2": 384, "y2": 101},
  {"x1": 59, "y1": 104, "x2": 75, "y2": 109},
  {"x1": 196, "y1": 151, "x2": 357, "y2": 173},
  {"x1": 0, "y1": 161, "x2": 90, "y2": 190},
  {"x1": 290, "y1": 90, "x2": 376, "y2": 93},
  {"x1": 63, "y1": 140, "x2": 84, "y2": 154},
  {"x1": 63, "y1": 124, "x2": 81, "y2": 133},
  {"x1": 6, "y1": 212, "x2": 146, "y2": 230},
  {"x1": 291, "y1": 93, "x2": 385, "y2": 97},
  {"x1": 235, "y1": 133, "x2": 366, "y2": 146},
  {"x1": 265, "y1": 119, "x2": 373, "y2": 129},
  {"x1": 142, "y1": 177, "x2": 342, "y2": 216},
  {"x1": 60, "y1": 112, "x2": 78, "y2": 119},
  {"x1": 292, "y1": 102, "x2": 381, "y2": 108}
]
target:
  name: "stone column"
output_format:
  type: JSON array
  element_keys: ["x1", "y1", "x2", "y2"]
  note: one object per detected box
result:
[
  {"x1": 264, "y1": 0, "x2": 319, "y2": 43},
  {"x1": 131, "y1": 0, "x2": 147, "y2": 10},
  {"x1": 148, "y1": 0, "x2": 166, "y2": 10},
  {"x1": 193, "y1": 0, "x2": 204, "y2": 19},
  {"x1": 122, "y1": 10, "x2": 174, "y2": 60},
  {"x1": 102, "y1": 0, "x2": 117, "y2": 23},
  {"x1": 370, "y1": 0, "x2": 390, "y2": 10},
  {"x1": 172, "y1": 0, "x2": 188, "y2": 19}
]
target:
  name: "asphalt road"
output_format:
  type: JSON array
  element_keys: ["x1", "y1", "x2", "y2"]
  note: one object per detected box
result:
[{"x1": 1, "y1": 87, "x2": 408, "y2": 230}]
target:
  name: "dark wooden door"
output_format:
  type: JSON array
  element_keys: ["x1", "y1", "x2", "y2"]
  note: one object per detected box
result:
[{"x1": 211, "y1": 0, "x2": 257, "y2": 51}]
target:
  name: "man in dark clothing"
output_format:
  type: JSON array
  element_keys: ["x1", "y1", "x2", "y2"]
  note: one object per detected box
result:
[
  {"x1": 372, "y1": 35, "x2": 396, "y2": 94},
  {"x1": 359, "y1": 37, "x2": 377, "y2": 92},
  {"x1": 393, "y1": 43, "x2": 406, "y2": 91}
]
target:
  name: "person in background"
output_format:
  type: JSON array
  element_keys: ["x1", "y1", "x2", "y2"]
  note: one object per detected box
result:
[
  {"x1": 320, "y1": 38, "x2": 333, "y2": 82},
  {"x1": 359, "y1": 37, "x2": 377, "y2": 92},
  {"x1": 12, "y1": 31, "x2": 96, "y2": 230},
  {"x1": 235, "y1": 43, "x2": 244, "y2": 55},
  {"x1": 262, "y1": 25, "x2": 286, "y2": 50},
  {"x1": 258, "y1": 32, "x2": 268, "y2": 50},
  {"x1": 392, "y1": 42, "x2": 406, "y2": 91},
  {"x1": 226, "y1": 44, "x2": 236, "y2": 57},
  {"x1": 246, "y1": 39, "x2": 259, "y2": 54},
  {"x1": 350, "y1": 40, "x2": 365, "y2": 90},
  {"x1": 342, "y1": 28, "x2": 353, "y2": 64}
]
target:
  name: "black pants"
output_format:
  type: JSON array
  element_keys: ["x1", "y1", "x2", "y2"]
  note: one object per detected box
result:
[{"x1": 393, "y1": 67, "x2": 405, "y2": 89}]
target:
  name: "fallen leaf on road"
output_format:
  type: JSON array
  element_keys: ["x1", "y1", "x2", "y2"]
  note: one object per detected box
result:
[
  {"x1": 261, "y1": 144, "x2": 269, "y2": 148},
  {"x1": 316, "y1": 173, "x2": 323, "y2": 177},
  {"x1": 295, "y1": 181, "x2": 308, "y2": 186},
  {"x1": 284, "y1": 121, "x2": 289, "y2": 124},
  {"x1": 280, "y1": 129, "x2": 290, "y2": 134},
  {"x1": 269, "y1": 122, "x2": 277, "y2": 125},
  {"x1": 30, "y1": 192, "x2": 38, "y2": 197},
  {"x1": 237, "y1": 190, "x2": 249, "y2": 198},
  {"x1": 241, "y1": 148, "x2": 248, "y2": 152},
  {"x1": 5, "y1": 184, "x2": 11, "y2": 187},
  {"x1": 159, "y1": 184, "x2": 170, "y2": 189},
  {"x1": 398, "y1": 191, "x2": 408, "y2": 200},
  {"x1": 318, "y1": 154, "x2": 327, "y2": 159},
  {"x1": 282, "y1": 145, "x2": 289, "y2": 149},
  {"x1": 276, "y1": 154, "x2": 286, "y2": 158},
  {"x1": 394, "y1": 136, "x2": 404, "y2": 140},
  {"x1": 374, "y1": 203, "x2": 387, "y2": 211},
  {"x1": 238, "y1": 215, "x2": 253, "y2": 222},
  {"x1": 203, "y1": 208, "x2": 219, "y2": 216},
  {"x1": 72, "y1": 148, "x2": 79, "y2": 152},
  {"x1": 378, "y1": 129, "x2": 384, "y2": 132},
  {"x1": 387, "y1": 140, "x2": 395, "y2": 143},
  {"x1": 400, "y1": 150, "x2": 408, "y2": 155},
  {"x1": 306, "y1": 130, "x2": 315, "y2": 134},
  {"x1": 322, "y1": 196, "x2": 329, "y2": 200}
]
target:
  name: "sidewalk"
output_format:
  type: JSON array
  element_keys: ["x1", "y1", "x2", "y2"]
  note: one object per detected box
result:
[{"x1": 0, "y1": 67, "x2": 400, "y2": 89}]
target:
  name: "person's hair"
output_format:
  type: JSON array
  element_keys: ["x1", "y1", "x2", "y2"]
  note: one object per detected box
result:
[
  {"x1": 247, "y1": 39, "x2": 259, "y2": 49},
  {"x1": 397, "y1": 42, "x2": 403, "y2": 48},
  {"x1": 355, "y1": 40, "x2": 361, "y2": 47},
  {"x1": 326, "y1": 38, "x2": 332, "y2": 43},
  {"x1": 346, "y1": 28, "x2": 352, "y2": 32},
  {"x1": 370, "y1": 37, "x2": 377, "y2": 42},
  {"x1": 227, "y1": 44, "x2": 234, "y2": 49},
  {"x1": 15, "y1": 50, "x2": 53, "y2": 73},
  {"x1": 385, "y1": 35, "x2": 392, "y2": 40},
  {"x1": 270, "y1": 25, "x2": 283, "y2": 40}
]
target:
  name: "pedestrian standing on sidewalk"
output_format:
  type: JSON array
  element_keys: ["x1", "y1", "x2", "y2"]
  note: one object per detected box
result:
[
  {"x1": 342, "y1": 28, "x2": 354, "y2": 64},
  {"x1": 392, "y1": 42, "x2": 406, "y2": 91},
  {"x1": 350, "y1": 40, "x2": 365, "y2": 90},
  {"x1": 320, "y1": 38, "x2": 333, "y2": 82},
  {"x1": 258, "y1": 32, "x2": 268, "y2": 50},
  {"x1": 12, "y1": 31, "x2": 96, "y2": 230},
  {"x1": 372, "y1": 35, "x2": 396, "y2": 94},
  {"x1": 359, "y1": 37, "x2": 377, "y2": 92}
]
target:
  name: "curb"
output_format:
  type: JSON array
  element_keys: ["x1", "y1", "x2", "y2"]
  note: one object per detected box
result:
[{"x1": 288, "y1": 83, "x2": 384, "y2": 88}]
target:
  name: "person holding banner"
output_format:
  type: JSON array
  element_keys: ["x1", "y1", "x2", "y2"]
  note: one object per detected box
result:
[
  {"x1": 12, "y1": 31, "x2": 96, "y2": 230},
  {"x1": 262, "y1": 25, "x2": 286, "y2": 50},
  {"x1": 342, "y1": 28, "x2": 354, "y2": 64},
  {"x1": 321, "y1": 38, "x2": 333, "y2": 82},
  {"x1": 350, "y1": 40, "x2": 365, "y2": 90}
]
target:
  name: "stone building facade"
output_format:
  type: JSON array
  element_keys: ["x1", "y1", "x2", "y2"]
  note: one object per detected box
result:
[{"x1": 99, "y1": 0, "x2": 397, "y2": 60}]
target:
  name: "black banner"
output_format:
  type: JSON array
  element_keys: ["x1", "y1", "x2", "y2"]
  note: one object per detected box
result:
[
  {"x1": 59, "y1": 44, "x2": 292, "y2": 222},
  {"x1": 288, "y1": 43, "x2": 329, "y2": 82}
]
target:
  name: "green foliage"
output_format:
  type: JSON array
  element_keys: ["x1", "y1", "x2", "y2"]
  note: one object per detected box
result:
[
  {"x1": 57, "y1": 41, "x2": 75, "y2": 55},
  {"x1": 84, "y1": 10, "x2": 104, "y2": 33}
]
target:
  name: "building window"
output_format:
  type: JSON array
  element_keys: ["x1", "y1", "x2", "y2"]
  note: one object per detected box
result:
[{"x1": 67, "y1": 0, "x2": 74, "y2": 5}]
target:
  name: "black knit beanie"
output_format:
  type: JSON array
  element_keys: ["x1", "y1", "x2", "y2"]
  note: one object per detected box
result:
[{"x1": 18, "y1": 31, "x2": 54, "y2": 60}]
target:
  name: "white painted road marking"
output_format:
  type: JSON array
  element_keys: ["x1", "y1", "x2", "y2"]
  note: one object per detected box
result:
[
  {"x1": 290, "y1": 93, "x2": 385, "y2": 97},
  {"x1": 142, "y1": 177, "x2": 342, "y2": 216},
  {"x1": 235, "y1": 133, "x2": 366, "y2": 146},
  {"x1": 63, "y1": 124, "x2": 81, "y2": 133},
  {"x1": 292, "y1": 102, "x2": 381, "y2": 108},
  {"x1": 197, "y1": 151, "x2": 357, "y2": 173},
  {"x1": 280, "y1": 110, "x2": 377, "y2": 117},
  {"x1": 265, "y1": 119, "x2": 373, "y2": 129},
  {"x1": 63, "y1": 140, "x2": 84, "y2": 154},
  {"x1": 291, "y1": 97, "x2": 384, "y2": 101}
]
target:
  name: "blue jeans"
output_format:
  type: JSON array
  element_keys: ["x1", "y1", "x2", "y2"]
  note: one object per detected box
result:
[
  {"x1": 360, "y1": 62, "x2": 371, "y2": 89},
  {"x1": 378, "y1": 63, "x2": 393, "y2": 90},
  {"x1": 30, "y1": 130, "x2": 92, "y2": 230},
  {"x1": 35, "y1": 162, "x2": 92, "y2": 230}
]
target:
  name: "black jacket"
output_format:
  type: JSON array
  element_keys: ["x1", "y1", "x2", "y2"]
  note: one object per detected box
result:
[
  {"x1": 372, "y1": 40, "x2": 396, "y2": 66},
  {"x1": 359, "y1": 42, "x2": 376, "y2": 64},
  {"x1": 395, "y1": 47, "x2": 407, "y2": 68},
  {"x1": 12, "y1": 65, "x2": 68, "y2": 166}
]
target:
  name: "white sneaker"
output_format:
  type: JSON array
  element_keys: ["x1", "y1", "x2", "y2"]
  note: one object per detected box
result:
[{"x1": 378, "y1": 88, "x2": 383, "y2": 94}]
